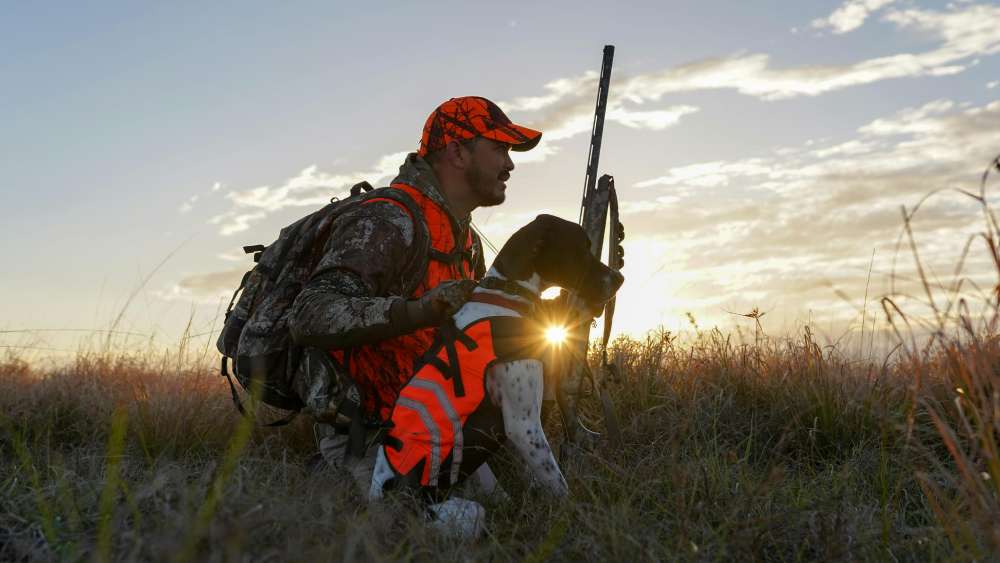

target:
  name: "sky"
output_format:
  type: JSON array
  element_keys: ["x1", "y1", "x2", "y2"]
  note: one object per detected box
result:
[{"x1": 2, "y1": 0, "x2": 999, "y2": 361}]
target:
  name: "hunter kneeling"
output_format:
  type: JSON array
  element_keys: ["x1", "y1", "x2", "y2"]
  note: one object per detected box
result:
[{"x1": 286, "y1": 97, "x2": 542, "y2": 487}]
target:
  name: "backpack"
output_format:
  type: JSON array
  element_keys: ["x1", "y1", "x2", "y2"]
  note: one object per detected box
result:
[{"x1": 215, "y1": 181, "x2": 434, "y2": 422}]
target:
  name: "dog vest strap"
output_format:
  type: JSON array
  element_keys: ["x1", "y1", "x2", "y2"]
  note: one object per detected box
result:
[
  {"x1": 414, "y1": 320, "x2": 474, "y2": 399},
  {"x1": 488, "y1": 316, "x2": 539, "y2": 362},
  {"x1": 383, "y1": 433, "x2": 404, "y2": 451},
  {"x1": 477, "y1": 277, "x2": 540, "y2": 304},
  {"x1": 452, "y1": 323, "x2": 479, "y2": 351},
  {"x1": 439, "y1": 321, "x2": 467, "y2": 398},
  {"x1": 467, "y1": 292, "x2": 534, "y2": 315}
]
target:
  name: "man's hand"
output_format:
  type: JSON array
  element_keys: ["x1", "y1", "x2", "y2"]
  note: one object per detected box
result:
[
  {"x1": 392, "y1": 279, "x2": 477, "y2": 329},
  {"x1": 420, "y1": 279, "x2": 478, "y2": 320}
]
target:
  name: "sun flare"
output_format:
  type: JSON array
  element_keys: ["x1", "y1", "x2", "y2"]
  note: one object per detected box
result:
[{"x1": 544, "y1": 325, "x2": 568, "y2": 345}]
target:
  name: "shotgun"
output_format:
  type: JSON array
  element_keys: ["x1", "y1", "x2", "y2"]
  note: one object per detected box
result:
[{"x1": 558, "y1": 44, "x2": 625, "y2": 450}]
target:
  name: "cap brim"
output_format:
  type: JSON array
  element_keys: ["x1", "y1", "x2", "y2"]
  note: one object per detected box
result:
[{"x1": 482, "y1": 122, "x2": 542, "y2": 152}]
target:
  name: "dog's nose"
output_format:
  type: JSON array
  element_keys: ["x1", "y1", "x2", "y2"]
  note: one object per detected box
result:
[
  {"x1": 608, "y1": 270, "x2": 624, "y2": 292},
  {"x1": 586, "y1": 268, "x2": 624, "y2": 312}
]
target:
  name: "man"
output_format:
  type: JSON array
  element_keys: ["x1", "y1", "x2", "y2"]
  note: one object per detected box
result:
[{"x1": 288, "y1": 96, "x2": 542, "y2": 473}]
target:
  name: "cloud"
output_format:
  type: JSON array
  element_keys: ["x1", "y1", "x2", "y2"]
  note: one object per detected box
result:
[
  {"x1": 500, "y1": 73, "x2": 700, "y2": 145},
  {"x1": 635, "y1": 159, "x2": 773, "y2": 189},
  {"x1": 856, "y1": 99, "x2": 955, "y2": 136},
  {"x1": 499, "y1": 1, "x2": 1000, "y2": 131},
  {"x1": 217, "y1": 249, "x2": 250, "y2": 262},
  {"x1": 208, "y1": 210, "x2": 267, "y2": 236},
  {"x1": 178, "y1": 194, "x2": 199, "y2": 214},
  {"x1": 621, "y1": 1, "x2": 1000, "y2": 102},
  {"x1": 510, "y1": 140, "x2": 560, "y2": 165},
  {"x1": 988, "y1": 80, "x2": 999, "y2": 89},
  {"x1": 610, "y1": 105, "x2": 700, "y2": 131},
  {"x1": 153, "y1": 268, "x2": 247, "y2": 304},
  {"x1": 503, "y1": 73, "x2": 599, "y2": 113},
  {"x1": 209, "y1": 2, "x2": 998, "y2": 241},
  {"x1": 211, "y1": 151, "x2": 409, "y2": 235},
  {"x1": 811, "y1": 0, "x2": 897, "y2": 34},
  {"x1": 638, "y1": 99, "x2": 999, "y2": 197},
  {"x1": 624, "y1": 99, "x2": 1000, "y2": 331}
]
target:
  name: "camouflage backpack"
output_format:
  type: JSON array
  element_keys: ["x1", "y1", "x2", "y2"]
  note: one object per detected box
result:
[{"x1": 215, "y1": 182, "x2": 432, "y2": 422}]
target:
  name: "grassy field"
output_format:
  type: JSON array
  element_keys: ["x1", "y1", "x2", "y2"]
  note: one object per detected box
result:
[
  {"x1": 4, "y1": 160, "x2": 999, "y2": 562},
  {"x1": 2, "y1": 317, "x2": 998, "y2": 562}
]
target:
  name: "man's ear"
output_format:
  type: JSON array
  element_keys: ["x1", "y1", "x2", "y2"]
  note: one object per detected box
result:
[{"x1": 444, "y1": 139, "x2": 474, "y2": 170}]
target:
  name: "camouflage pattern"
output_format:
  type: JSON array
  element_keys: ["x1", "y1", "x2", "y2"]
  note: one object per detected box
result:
[
  {"x1": 288, "y1": 154, "x2": 485, "y2": 421},
  {"x1": 288, "y1": 203, "x2": 416, "y2": 352},
  {"x1": 217, "y1": 188, "x2": 378, "y2": 412}
]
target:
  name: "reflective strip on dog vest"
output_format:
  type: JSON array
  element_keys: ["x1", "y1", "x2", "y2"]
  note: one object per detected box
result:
[
  {"x1": 408, "y1": 378, "x2": 464, "y2": 485},
  {"x1": 395, "y1": 396, "x2": 441, "y2": 484}
]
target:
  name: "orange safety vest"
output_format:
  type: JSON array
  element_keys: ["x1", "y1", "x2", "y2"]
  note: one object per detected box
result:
[
  {"x1": 381, "y1": 316, "x2": 538, "y2": 489},
  {"x1": 330, "y1": 182, "x2": 477, "y2": 420}
]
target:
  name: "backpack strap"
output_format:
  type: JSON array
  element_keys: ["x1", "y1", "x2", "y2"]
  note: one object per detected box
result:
[
  {"x1": 469, "y1": 229, "x2": 486, "y2": 279},
  {"x1": 221, "y1": 356, "x2": 299, "y2": 427},
  {"x1": 428, "y1": 220, "x2": 478, "y2": 278},
  {"x1": 350, "y1": 181, "x2": 374, "y2": 196},
  {"x1": 366, "y1": 186, "x2": 477, "y2": 282},
  {"x1": 427, "y1": 247, "x2": 474, "y2": 268},
  {"x1": 354, "y1": 186, "x2": 433, "y2": 298}
]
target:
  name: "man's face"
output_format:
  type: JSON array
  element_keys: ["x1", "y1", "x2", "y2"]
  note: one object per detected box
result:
[{"x1": 463, "y1": 138, "x2": 515, "y2": 207}]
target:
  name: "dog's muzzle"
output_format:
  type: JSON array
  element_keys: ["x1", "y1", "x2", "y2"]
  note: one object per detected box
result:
[{"x1": 568, "y1": 266, "x2": 622, "y2": 319}]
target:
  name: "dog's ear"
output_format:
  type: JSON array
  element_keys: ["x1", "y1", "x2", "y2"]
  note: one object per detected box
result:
[
  {"x1": 493, "y1": 215, "x2": 555, "y2": 281},
  {"x1": 532, "y1": 216, "x2": 593, "y2": 285},
  {"x1": 528, "y1": 214, "x2": 558, "y2": 261}
]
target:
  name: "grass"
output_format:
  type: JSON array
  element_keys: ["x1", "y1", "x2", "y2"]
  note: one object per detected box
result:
[
  {"x1": 2, "y1": 157, "x2": 998, "y2": 562},
  {"x1": 0, "y1": 323, "x2": 980, "y2": 562}
]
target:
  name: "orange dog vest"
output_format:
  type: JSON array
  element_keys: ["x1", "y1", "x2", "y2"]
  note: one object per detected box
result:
[{"x1": 382, "y1": 316, "x2": 539, "y2": 489}]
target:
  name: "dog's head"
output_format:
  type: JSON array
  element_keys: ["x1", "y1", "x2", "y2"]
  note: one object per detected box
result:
[{"x1": 493, "y1": 214, "x2": 624, "y2": 315}]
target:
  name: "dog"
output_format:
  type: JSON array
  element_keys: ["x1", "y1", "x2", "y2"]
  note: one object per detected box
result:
[{"x1": 367, "y1": 214, "x2": 624, "y2": 537}]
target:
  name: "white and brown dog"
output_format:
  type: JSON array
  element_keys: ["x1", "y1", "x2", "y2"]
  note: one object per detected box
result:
[{"x1": 368, "y1": 214, "x2": 624, "y2": 537}]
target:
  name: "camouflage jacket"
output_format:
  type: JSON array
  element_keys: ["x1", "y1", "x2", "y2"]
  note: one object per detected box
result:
[{"x1": 288, "y1": 153, "x2": 485, "y2": 418}]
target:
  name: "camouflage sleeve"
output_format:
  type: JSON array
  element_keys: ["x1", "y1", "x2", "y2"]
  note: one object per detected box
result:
[{"x1": 288, "y1": 201, "x2": 422, "y2": 350}]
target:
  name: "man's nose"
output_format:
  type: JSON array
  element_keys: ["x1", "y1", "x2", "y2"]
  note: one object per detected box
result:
[{"x1": 505, "y1": 151, "x2": 515, "y2": 172}]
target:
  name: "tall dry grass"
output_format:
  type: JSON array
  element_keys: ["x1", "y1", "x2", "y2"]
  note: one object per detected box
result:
[
  {"x1": 878, "y1": 154, "x2": 1000, "y2": 560},
  {"x1": 0, "y1": 322, "x2": 952, "y2": 561}
]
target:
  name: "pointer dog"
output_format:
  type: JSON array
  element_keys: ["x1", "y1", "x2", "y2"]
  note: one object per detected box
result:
[{"x1": 368, "y1": 214, "x2": 624, "y2": 535}]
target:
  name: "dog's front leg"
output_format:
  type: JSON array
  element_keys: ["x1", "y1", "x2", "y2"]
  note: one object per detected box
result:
[{"x1": 489, "y1": 360, "x2": 568, "y2": 497}]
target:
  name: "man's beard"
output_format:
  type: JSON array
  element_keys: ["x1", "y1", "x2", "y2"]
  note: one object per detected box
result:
[{"x1": 465, "y1": 161, "x2": 505, "y2": 207}]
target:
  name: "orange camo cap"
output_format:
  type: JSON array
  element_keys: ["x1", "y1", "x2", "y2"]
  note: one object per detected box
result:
[{"x1": 418, "y1": 96, "x2": 542, "y2": 157}]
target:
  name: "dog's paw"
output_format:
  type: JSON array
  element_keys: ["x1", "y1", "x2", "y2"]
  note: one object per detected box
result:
[
  {"x1": 427, "y1": 498, "x2": 486, "y2": 541},
  {"x1": 488, "y1": 484, "x2": 512, "y2": 504},
  {"x1": 561, "y1": 422, "x2": 602, "y2": 459}
]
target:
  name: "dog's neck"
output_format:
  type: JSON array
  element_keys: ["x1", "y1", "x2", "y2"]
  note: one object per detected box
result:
[{"x1": 453, "y1": 268, "x2": 541, "y2": 329}]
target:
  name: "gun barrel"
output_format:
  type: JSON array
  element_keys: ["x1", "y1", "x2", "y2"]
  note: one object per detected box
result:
[{"x1": 579, "y1": 45, "x2": 615, "y2": 223}]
